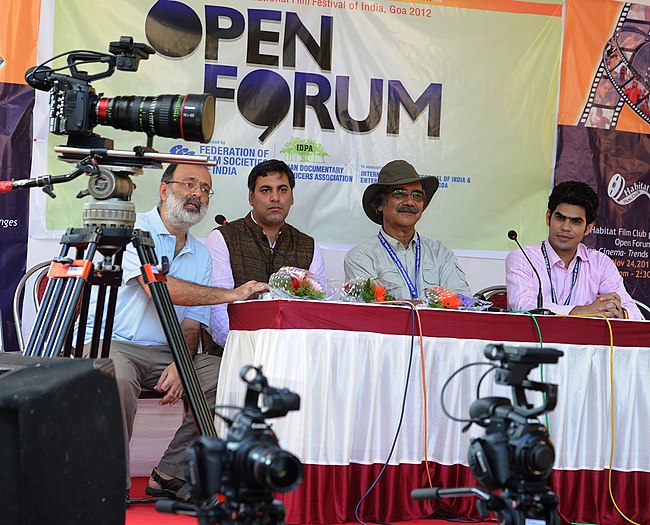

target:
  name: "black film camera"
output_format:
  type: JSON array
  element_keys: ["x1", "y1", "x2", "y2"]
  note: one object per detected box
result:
[
  {"x1": 14, "y1": 37, "x2": 216, "y2": 223},
  {"x1": 157, "y1": 366, "x2": 303, "y2": 525},
  {"x1": 412, "y1": 344, "x2": 564, "y2": 525},
  {"x1": 25, "y1": 35, "x2": 214, "y2": 149}
]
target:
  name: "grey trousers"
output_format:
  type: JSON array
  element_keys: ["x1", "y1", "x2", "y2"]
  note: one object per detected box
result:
[{"x1": 107, "y1": 340, "x2": 220, "y2": 488}]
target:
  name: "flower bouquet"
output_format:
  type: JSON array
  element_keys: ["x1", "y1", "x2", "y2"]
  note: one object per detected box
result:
[
  {"x1": 424, "y1": 286, "x2": 491, "y2": 311},
  {"x1": 267, "y1": 266, "x2": 340, "y2": 300},
  {"x1": 341, "y1": 277, "x2": 398, "y2": 303}
]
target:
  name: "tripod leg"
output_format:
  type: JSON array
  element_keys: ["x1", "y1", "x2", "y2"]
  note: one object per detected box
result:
[
  {"x1": 24, "y1": 244, "x2": 69, "y2": 357},
  {"x1": 100, "y1": 285, "x2": 120, "y2": 358},
  {"x1": 73, "y1": 282, "x2": 93, "y2": 358},
  {"x1": 25, "y1": 240, "x2": 95, "y2": 358},
  {"x1": 43, "y1": 250, "x2": 97, "y2": 358},
  {"x1": 85, "y1": 283, "x2": 108, "y2": 358},
  {"x1": 132, "y1": 229, "x2": 217, "y2": 437}
]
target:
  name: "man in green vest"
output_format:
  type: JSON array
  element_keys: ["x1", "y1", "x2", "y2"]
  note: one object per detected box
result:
[{"x1": 205, "y1": 159, "x2": 325, "y2": 349}]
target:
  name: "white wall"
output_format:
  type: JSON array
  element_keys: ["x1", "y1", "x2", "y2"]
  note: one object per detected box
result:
[{"x1": 319, "y1": 243, "x2": 505, "y2": 293}]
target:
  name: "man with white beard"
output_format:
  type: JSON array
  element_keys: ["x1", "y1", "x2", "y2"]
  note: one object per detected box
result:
[{"x1": 83, "y1": 163, "x2": 267, "y2": 505}]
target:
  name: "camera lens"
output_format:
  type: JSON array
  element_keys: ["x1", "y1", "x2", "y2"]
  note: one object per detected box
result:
[
  {"x1": 243, "y1": 444, "x2": 303, "y2": 493},
  {"x1": 513, "y1": 431, "x2": 555, "y2": 481},
  {"x1": 95, "y1": 93, "x2": 215, "y2": 143}
]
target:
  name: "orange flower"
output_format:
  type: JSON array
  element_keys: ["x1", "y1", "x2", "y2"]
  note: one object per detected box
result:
[
  {"x1": 441, "y1": 295, "x2": 461, "y2": 309},
  {"x1": 374, "y1": 284, "x2": 387, "y2": 302}
]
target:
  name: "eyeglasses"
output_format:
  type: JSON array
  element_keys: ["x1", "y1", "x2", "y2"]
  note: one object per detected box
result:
[
  {"x1": 390, "y1": 188, "x2": 425, "y2": 201},
  {"x1": 166, "y1": 179, "x2": 214, "y2": 198}
]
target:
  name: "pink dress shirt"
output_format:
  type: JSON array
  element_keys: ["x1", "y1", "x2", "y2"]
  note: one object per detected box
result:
[{"x1": 506, "y1": 241, "x2": 643, "y2": 320}]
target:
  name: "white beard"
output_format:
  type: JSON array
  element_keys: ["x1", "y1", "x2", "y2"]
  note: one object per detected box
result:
[{"x1": 163, "y1": 189, "x2": 207, "y2": 231}]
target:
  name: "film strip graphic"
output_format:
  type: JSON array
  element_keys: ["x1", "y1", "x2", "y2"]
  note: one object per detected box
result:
[{"x1": 579, "y1": 2, "x2": 650, "y2": 130}]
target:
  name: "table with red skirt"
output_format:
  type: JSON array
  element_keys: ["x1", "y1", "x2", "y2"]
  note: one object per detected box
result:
[{"x1": 215, "y1": 299, "x2": 649, "y2": 525}]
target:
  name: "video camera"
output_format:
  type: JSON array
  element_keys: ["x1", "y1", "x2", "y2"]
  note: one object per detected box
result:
[
  {"x1": 3, "y1": 37, "x2": 216, "y2": 225},
  {"x1": 25, "y1": 36, "x2": 214, "y2": 149},
  {"x1": 412, "y1": 344, "x2": 564, "y2": 525},
  {"x1": 157, "y1": 366, "x2": 303, "y2": 525}
]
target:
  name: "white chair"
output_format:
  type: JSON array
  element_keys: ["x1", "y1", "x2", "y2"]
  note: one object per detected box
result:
[
  {"x1": 12, "y1": 261, "x2": 52, "y2": 353},
  {"x1": 633, "y1": 299, "x2": 650, "y2": 319}
]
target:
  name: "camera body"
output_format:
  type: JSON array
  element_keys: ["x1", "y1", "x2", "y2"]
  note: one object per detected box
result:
[
  {"x1": 182, "y1": 366, "x2": 303, "y2": 525},
  {"x1": 467, "y1": 397, "x2": 556, "y2": 492},
  {"x1": 412, "y1": 344, "x2": 563, "y2": 525},
  {"x1": 48, "y1": 74, "x2": 97, "y2": 136},
  {"x1": 467, "y1": 345, "x2": 562, "y2": 524}
]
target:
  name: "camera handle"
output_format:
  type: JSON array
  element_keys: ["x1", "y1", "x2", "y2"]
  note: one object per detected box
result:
[
  {"x1": 512, "y1": 379, "x2": 558, "y2": 418},
  {"x1": 0, "y1": 156, "x2": 98, "y2": 198},
  {"x1": 412, "y1": 486, "x2": 498, "y2": 503},
  {"x1": 411, "y1": 487, "x2": 560, "y2": 525},
  {"x1": 412, "y1": 486, "x2": 504, "y2": 520}
]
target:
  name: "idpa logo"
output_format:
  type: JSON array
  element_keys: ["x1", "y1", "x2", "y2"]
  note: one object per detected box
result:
[{"x1": 145, "y1": 1, "x2": 442, "y2": 143}]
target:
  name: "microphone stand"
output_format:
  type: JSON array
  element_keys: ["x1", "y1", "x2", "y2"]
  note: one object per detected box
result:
[{"x1": 508, "y1": 230, "x2": 554, "y2": 316}]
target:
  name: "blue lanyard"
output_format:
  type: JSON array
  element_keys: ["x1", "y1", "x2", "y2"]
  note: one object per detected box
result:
[
  {"x1": 541, "y1": 241, "x2": 581, "y2": 305},
  {"x1": 378, "y1": 231, "x2": 420, "y2": 300}
]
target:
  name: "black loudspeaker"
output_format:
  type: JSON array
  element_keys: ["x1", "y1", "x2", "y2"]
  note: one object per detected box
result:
[{"x1": 0, "y1": 353, "x2": 125, "y2": 525}]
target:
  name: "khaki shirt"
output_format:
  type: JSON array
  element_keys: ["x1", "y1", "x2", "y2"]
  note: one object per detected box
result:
[{"x1": 344, "y1": 229, "x2": 471, "y2": 300}]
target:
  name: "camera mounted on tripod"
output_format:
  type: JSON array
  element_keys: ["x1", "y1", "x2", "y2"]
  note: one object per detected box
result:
[
  {"x1": 412, "y1": 344, "x2": 564, "y2": 525},
  {"x1": 25, "y1": 36, "x2": 214, "y2": 150},
  {"x1": 16, "y1": 36, "x2": 215, "y2": 228},
  {"x1": 159, "y1": 366, "x2": 303, "y2": 525}
]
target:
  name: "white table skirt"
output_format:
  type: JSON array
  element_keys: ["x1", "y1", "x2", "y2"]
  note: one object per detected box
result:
[{"x1": 216, "y1": 328, "x2": 650, "y2": 473}]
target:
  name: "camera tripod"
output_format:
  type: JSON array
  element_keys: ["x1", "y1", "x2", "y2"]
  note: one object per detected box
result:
[{"x1": 20, "y1": 151, "x2": 217, "y2": 437}]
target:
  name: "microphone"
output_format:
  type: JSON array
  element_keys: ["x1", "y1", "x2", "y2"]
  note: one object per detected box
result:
[
  {"x1": 507, "y1": 230, "x2": 553, "y2": 315},
  {"x1": 214, "y1": 214, "x2": 294, "y2": 267}
]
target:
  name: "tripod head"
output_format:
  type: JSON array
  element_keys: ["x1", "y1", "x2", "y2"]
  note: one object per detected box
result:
[{"x1": 3, "y1": 147, "x2": 211, "y2": 230}]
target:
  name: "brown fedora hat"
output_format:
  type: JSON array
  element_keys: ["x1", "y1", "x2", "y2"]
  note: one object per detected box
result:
[{"x1": 362, "y1": 160, "x2": 439, "y2": 224}]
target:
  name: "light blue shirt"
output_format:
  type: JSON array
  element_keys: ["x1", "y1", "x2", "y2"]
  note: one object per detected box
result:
[{"x1": 83, "y1": 207, "x2": 212, "y2": 346}]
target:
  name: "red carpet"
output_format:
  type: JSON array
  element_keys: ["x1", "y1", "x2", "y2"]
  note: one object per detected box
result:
[
  {"x1": 127, "y1": 477, "x2": 195, "y2": 524},
  {"x1": 125, "y1": 477, "x2": 495, "y2": 525}
]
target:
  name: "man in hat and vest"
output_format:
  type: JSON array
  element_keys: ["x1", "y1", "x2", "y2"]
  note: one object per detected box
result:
[
  {"x1": 205, "y1": 159, "x2": 325, "y2": 349},
  {"x1": 344, "y1": 160, "x2": 470, "y2": 300}
]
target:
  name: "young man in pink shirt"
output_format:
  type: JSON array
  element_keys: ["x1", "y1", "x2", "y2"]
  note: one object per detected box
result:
[{"x1": 506, "y1": 181, "x2": 643, "y2": 319}]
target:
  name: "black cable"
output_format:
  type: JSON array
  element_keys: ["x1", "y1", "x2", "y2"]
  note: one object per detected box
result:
[
  {"x1": 440, "y1": 362, "x2": 497, "y2": 424},
  {"x1": 354, "y1": 303, "x2": 417, "y2": 525},
  {"x1": 476, "y1": 366, "x2": 497, "y2": 399},
  {"x1": 26, "y1": 49, "x2": 109, "y2": 83}
]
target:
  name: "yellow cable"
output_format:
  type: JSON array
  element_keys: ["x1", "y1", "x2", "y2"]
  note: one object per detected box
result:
[
  {"x1": 560, "y1": 313, "x2": 640, "y2": 525},
  {"x1": 516, "y1": 310, "x2": 640, "y2": 523}
]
